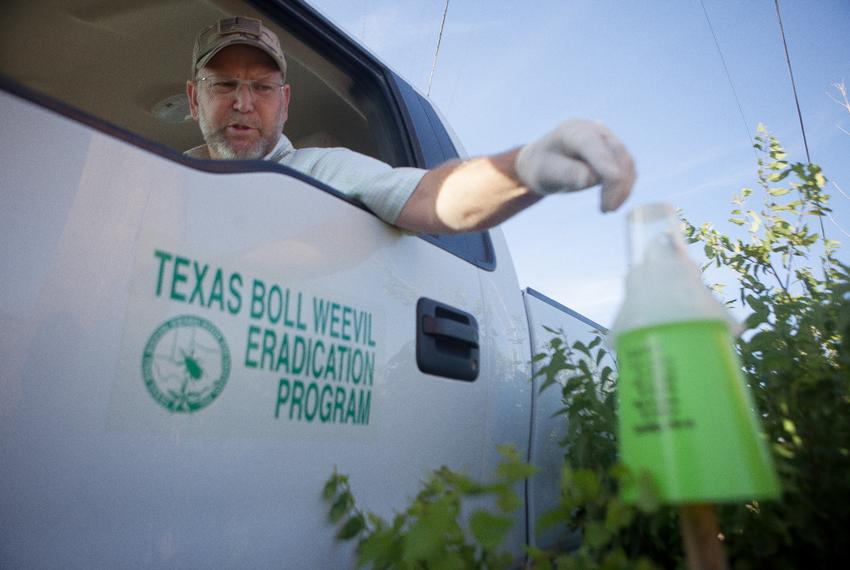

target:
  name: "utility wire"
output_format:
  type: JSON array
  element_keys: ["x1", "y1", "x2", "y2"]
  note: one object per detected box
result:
[
  {"x1": 698, "y1": 0, "x2": 754, "y2": 155},
  {"x1": 427, "y1": 0, "x2": 451, "y2": 97},
  {"x1": 774, "y1": 0, "x2": 811, "y2": 164},
  {"x1": 773, "y1": 0, "x2": 829, "y2": 282},
  {"x1": 774, "y1": 0, "x2": 828, "y2": 245}
]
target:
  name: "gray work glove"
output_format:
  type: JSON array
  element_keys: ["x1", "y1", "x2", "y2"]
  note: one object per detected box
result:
[{"x1": 515, "y1": 119, "x2": 636, "y2": 212}]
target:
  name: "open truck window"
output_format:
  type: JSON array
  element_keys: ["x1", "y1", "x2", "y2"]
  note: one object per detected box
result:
[
  {"x1": 0, "y1": 0, "x2": 494, "y2": 270},
  {"x1": 1, "y1": 0, "x2": 408, "y2": 166}
]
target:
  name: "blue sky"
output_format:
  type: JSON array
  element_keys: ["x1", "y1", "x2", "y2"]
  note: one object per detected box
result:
[{"x1": 309, "y1": 0, "x2": 850, "y2": 326}]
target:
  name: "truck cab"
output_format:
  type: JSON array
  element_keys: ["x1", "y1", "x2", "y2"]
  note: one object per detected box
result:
[{"x1": 0, "y1": 1, "x2": 607, "y2": 566}]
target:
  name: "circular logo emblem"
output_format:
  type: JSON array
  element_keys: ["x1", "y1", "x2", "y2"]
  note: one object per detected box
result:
[{"x1": 142, "y1": 315, "x2": 231, "y2": 413}]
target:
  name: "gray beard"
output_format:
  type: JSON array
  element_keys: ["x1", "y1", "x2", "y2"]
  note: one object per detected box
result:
[
  {"x1": 206, "y1": 131, "x2": 264, "y2": 160},
  {"x1": 198, "y1": 110, "x2": 278, "y2": 160}
]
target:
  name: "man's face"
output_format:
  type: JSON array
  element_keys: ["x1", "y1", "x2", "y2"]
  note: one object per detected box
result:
[{"x1": 187, "y1": 44, "x2": 291, "y2": 159}]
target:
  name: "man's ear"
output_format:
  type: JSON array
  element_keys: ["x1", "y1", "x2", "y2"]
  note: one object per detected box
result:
[
  {"x1": 186, "y1": 80, "x2": 200, "y2": 121},
  {"x1": 281, "y1": 84, "x2": 291, "y2": 126}
]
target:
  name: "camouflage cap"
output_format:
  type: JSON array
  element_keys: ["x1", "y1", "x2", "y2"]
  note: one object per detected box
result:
[{"x1": 192, "y1": 16, "x2": 287, "y2": 78}]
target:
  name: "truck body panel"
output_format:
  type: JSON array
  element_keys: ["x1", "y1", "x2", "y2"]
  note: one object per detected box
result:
[{"x1": 524, "y1": 288, "x2": 612, "y2": 551}]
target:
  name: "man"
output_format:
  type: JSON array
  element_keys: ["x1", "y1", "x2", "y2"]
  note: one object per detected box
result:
[{"x1": 186, "y1": 16, "x2": 636, "y2": 234}]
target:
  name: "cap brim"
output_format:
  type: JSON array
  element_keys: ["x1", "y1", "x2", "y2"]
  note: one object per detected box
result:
[{"x1": 195, "y1": 38, "x2": 285, "y2": 75}]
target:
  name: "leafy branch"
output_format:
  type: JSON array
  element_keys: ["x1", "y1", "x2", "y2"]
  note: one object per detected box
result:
[{"x1": 323, "y1": 445, "x2": 536, "y2": 569}]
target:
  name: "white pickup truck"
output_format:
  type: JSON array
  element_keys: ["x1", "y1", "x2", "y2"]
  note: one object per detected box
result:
[{"x1": 0, "y1": 0, "x2": 608, "y2": 566}]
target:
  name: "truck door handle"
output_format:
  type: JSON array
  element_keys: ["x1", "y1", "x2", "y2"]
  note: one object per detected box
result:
[
  {"x1": 422, "y1": 315, "x2": 479, "y2": 347},
  {"x1": 416, "y1": 298, "x2": 480, "y2": 381}
]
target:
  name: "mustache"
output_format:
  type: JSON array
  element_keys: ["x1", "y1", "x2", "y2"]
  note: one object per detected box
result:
[
  {"x1": 204, "y1": 118, "x2": 263, "y2": 138},
  {"x1": 222, "y1": 116, "x2": 261, "y2": 130}
]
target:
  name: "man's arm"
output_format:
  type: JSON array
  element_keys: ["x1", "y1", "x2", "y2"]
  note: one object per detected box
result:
[
  {"x1": 394, "y1": 119, "x2": 637, "y2": 234},
  {"x1": 395, "y1": 149, "x2": 540, "y2": 234}
]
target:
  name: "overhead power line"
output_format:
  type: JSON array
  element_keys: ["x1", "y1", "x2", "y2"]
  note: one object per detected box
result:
[
  {"x1": 427, "y1": 0, "x2": 451, "y2": 97},
  {"x1": 773, "y1": 0, "x2": 828, "y2": 244},
  {"x1": 698, "y1": 0, "x2": 754, "y2": 153},
  {"x1": 773, "y1": 0, "x2": 811, "y2": 164}
]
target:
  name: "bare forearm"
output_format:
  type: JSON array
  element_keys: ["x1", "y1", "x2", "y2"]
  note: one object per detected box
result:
[
  {"x1": 395, "y1": 120, "x2": 636, "y2": 234},
  {"x1": 395, "y1": 149, "x2": 541, "y2": 234}
]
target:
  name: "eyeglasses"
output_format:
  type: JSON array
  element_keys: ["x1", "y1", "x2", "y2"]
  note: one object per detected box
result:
[{"x1": 196, "y1": 76, "x2": 285, "y2": 100}]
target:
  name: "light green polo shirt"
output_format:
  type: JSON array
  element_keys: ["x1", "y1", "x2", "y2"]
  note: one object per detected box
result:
[{"x1": 185, "y1": 135, "x2": 426, "y2": 225}]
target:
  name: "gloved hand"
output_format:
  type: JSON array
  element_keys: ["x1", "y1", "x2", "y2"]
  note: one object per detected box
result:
[{"x1": 515, "y1": 119, "x2": 636, "y2": 212}]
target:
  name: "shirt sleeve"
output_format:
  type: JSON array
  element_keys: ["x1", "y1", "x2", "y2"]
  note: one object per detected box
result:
[{"x1": 305, "y1": 148, "x2": 427, "y2": 224}]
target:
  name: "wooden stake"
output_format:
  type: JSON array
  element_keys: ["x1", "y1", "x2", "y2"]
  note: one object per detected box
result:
[{"x1": 679, "y1": 504, "x2": 728, "y2": 570}]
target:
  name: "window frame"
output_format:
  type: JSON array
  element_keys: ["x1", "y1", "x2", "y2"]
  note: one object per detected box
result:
[{"x1": 387, "y1": 71, "x2": 497, "y2": 271}]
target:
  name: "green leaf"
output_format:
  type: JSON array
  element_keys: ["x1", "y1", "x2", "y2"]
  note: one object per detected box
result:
[
  {"x1": 595, "y1": 348, "x2": 608, "y2": 367},
  {"x1": 572, "y1": 340, "x2": 591, "y2": 357},
  {"x1": 744, "y1": 310, "x2": 768, "y2": 330},
  {"x1": 329, "y1": 492, "x2": 353, "y2": 523},
  {"x1": 496, "y1": 488, "x2": 522, "y2": 513},
  {"x1": 357, "y1": 530, "x2": 399, "y2": 566},
  {"x1": 768, "y1": 170, "x2": 791, "y2": 182},
  {"x1": 402, "y1": 497, "x2": 456, "y2": 562},
  {"x1": 748, "y1": 210, "x2": 762, "y2": 233},
  {"x1": 431, "y1": 551, "x2": 470, "y2": 570},
  {"x1": 495, "y1": 443, "x2": 520, "y2": 462},
  {"x1": 536, "y1": 507, "x2": 569, "y2": 534},
  {"x1": 604, "y1": 497, "x2": 634, "y2": 531},
  {"x1": 497, "y1": 459, "x2": 538, "y2": 483},
  {"x1": 322, "y1": 476, "x2": 339, "y2": 501},
  {"x1": 337, "y1": 515, "x2": 365, "y2": 540},
  {"x1": 567, "y1": 468, "x2": 600, "y2": 502},
  {"x1": 366, "y1": 512, "x2": 386, "y2": 530},
  {"x1": 584, "y1": 521, "x2": 611, "y2": 549},
  {"x1": 768, "y1": 187, "x2": 791, "y2": 197},
  {"x1": 773, "y1": 443, "x2": 795, "y2": 459},
  {"x1": 469, "y1": 510, "x2": 513, "y2": 551}
]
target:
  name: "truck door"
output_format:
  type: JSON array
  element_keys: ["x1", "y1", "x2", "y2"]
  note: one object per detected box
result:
[{"x1": 0, "y1": 2, "x2": 502, "y2": 566}]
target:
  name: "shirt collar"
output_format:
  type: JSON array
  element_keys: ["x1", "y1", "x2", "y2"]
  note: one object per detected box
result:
[
  {"x1": 264, "y1": 134, "x2": 294, "y2": 162},
  {"x1": 183, "y1": 144, "x2": 210, "y2": 159}
]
